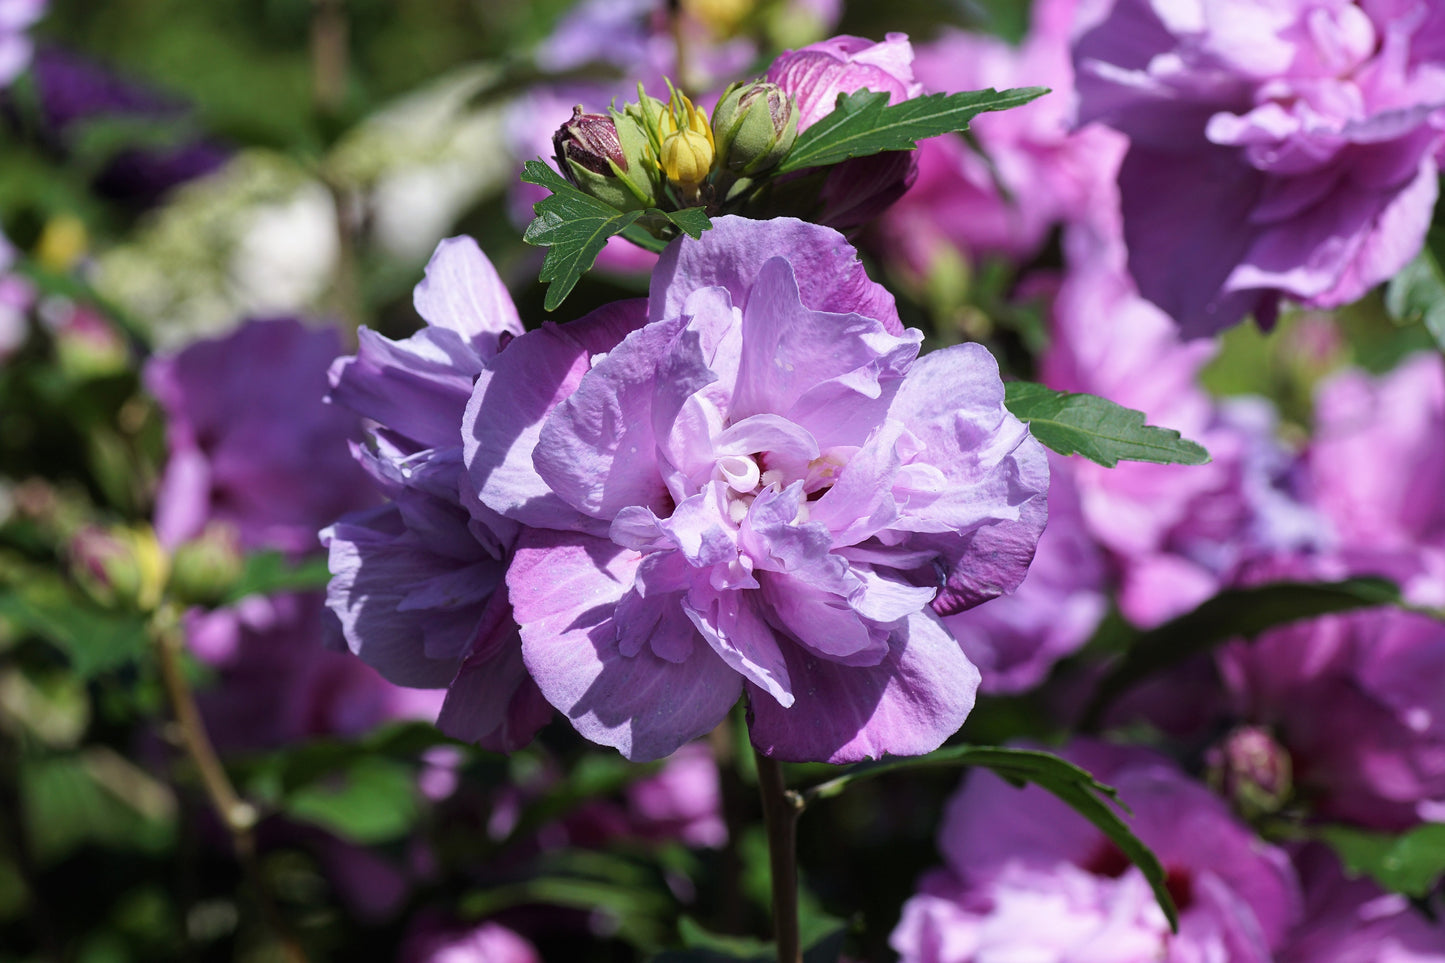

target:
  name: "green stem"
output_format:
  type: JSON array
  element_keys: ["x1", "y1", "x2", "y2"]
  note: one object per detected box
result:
[
  {"x1": 752, "y1": 747, "x2": 804, "y2": 963},
  {"x1": 149, "y1": 606, "x2": 309, "y2": 963}
]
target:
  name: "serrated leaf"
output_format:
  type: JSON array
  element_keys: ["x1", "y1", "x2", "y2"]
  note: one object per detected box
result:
[
  {"x1": 799, "y1": 745, "x2": 1178, "y2": 931},
  {"x1": 1384, "y1": 248, "x2": 1445, "y2": 351},
  {"x1": 1320, "y1": 823, "x2": 1445, "y2": 897},
  {"x1": 1004, "y1": 381, "x2": 1210, "y2": 467},
  {"x1": 775, "y1": 86, "x2": 1048, "y2": 174},
  {"x1": 520, "y1": 160, "x2": 711, "y2": 309},
  {"x1": 1079, "y1": 577, "x2": 1401, "y2": 728}
]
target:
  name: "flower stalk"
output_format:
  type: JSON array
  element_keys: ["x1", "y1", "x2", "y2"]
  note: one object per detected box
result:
[
  {"x1": 753, "y1": 745, "x2": 805, "y2": 963},
  {"x1": 150, "y1": 603, "x2": 309, "y2": 963}
]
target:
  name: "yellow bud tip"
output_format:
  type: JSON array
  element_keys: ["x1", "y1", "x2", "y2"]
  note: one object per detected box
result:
[
  {"x1": 662, "y1": 128, "x2": 714, "y2": 191},
  {"x1": 36, "y1": 215, "x2": 89, "y2": 273}
]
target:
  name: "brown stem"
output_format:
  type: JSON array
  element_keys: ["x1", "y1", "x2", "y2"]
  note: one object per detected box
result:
[
  {"x1": 150, "y1": 607, "x2": 309, "y2": 963},
  {"x1": 753, "y1": 746, "x2": 804, "y2": 963},
  {"x1": 310, "y1": 0, "x2": 349, "y2": 118}
]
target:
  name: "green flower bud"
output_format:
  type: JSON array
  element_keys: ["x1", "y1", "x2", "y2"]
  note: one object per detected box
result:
[
  {"x1": 711, "y1": 80, "x2": 798, "y2": 176},
  {"x1": 553, "y1": 105, "x2": 659, "y2": 211},
  {"x1": 167, "y1": 523, "x2": 245, "y2": 608}
]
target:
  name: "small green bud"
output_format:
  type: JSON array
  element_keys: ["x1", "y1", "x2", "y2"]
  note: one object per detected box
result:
[
  {"x1": 711, "y1": 80, "x2": 798, "y2": 176},
  {"x1": 553, "y1": 105, "x2": 659, "y2": 211},
  {"x1": 1207, "y1": 725, "x2": 1293, "y2": 820},
  {"x1": 167, "y1": 523, "x2": 245, "y2": 608}
]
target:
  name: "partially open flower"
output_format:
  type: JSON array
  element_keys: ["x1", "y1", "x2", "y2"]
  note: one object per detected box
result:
[{"x1": 553, "y1": 105, "x2": 659, "y2": 211}]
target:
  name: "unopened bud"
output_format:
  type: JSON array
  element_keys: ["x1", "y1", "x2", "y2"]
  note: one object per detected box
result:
[
  {"x1": 70, "y1": 524, "x2": 169, "y2": 612},
  {"x1": 1207, "y1": 725, "x2": 1292, "y2": 819},
  {"x1": 712, "y1": 80, "x2": 798, "y2": 176},
  {"x1": 662, "y1": 128, "x2": 714, "y2": 193},
  {"x1": 167, "y1": 523, "x2": 244, "y2": 608},
  {"x1": 553, "y1": 106, "x2": 657, "y2": 211}
]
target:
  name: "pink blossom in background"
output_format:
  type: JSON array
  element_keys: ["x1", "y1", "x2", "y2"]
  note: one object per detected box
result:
[
  {"x1": 1217, "y1": 604, "x2": 1445, "y2": 830},
  {"x1": 878, "y1": 0, "x2": 1129, "y2": 271},
  {"x1": 399, "y1": 915, "x2": 541, "y2": 963},
  {"x1": 940, "y1": 458, "x2": 1108, "y2": 694},
  {"x1": 0, "y1": 0, "x2": 45, "y2": 87},
  {"x1": 893, "y1": 740, "x2": 1302, "y2": 963},
  {"x1": 0, "y1": 231, "x2": 33, "y2": 360},
  {"x1": 1041, "y1": 233, "x2": 1325, "y2": 628},
  {"x1": 322, "y1": 237, "x2": 553, "y2": 753},
  {"x1": 1075, "y1": 0, "x2": 1445, "y2": 337},
  {"x1": 185, "y1": 593, "x2": 443, "y2": 752},
  {"x1": 1282, "y1": 844, "x2": 1445, "y2": 963},
  {"x1": 146, "y1": 318, "x2": 375, "y2": 555},
  {"x1": 465, "y1": 216, "x2": 1047, "y2": 763},
  {"x1": 1307, "y1": 352, "x2": 1445, "y2": 605},
  {"x1": 624, "y1": 740, "x2": 727, "y2": 848},
  {"x1": 767, "y1": 34, "x2": 926, "y2": 230}
]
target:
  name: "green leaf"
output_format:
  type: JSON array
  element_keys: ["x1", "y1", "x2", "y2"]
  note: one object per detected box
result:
[
  {"x1": 799, "y1": 745, "x2": 1179, "y2": 931},
  {"x1": 648, "y1": 919, "x2": 846, "y2": 963},
  {"x1": 1080, "y1": 577, "x2": 1401, "y2": 728},
  {"x1": 775, "y1": 86, "x2": 1048, "y2": 174},
  {"x1": 0, "y1": 575, "x2": 150, "y2": 678},
  {"x1": 520, "y1": 160, "x2": 710, "y2": 309},
  {"x1": 283, "y1": 757, "x2": 419, "y2": 845},
  {"x1": 463, "y1": 850, "x2": 678, "y2": 951},
  {"x1": 1320, "y1": 823, "x2": 1445, "y2": 898},
  {"x1": 222, "y1": 551, "x2": 331, "y2": 605},
  {"x1": 1384, "y1": 247, "x2": 1445, "y2": 351},
  {"x1": 1004, "y1": 381, "x2": 1211, "y2": 467},
  {"x1": 21, "y1": 752, "x2": 176, "y2": 866}
]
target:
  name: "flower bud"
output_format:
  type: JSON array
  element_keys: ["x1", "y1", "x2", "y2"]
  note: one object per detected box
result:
[
  {"x1": 167, "y1": 522, "x2": 244, "y2": 608},
  {"x1": 70, "y1": 524, "x2": 169, "y2": 612},
  {"x1": 1207, "y1": 725, "x2": 1292, "y2": 819},
  {"x1": 553, "y1": 105, "x2": 658, "y2": 211},
  {"x1": 711, "y1": 81, "x2": 798, "y2": 176},
  {"x1": 661, "y1": 128, "x2": 715, "y2": 193}
]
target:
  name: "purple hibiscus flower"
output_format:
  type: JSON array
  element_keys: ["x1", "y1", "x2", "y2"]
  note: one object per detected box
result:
[
  {"x1": 0, "y1": 0, "x2": 44, "y2": 87},
  {"x1": 766, "y1": 33, "x2": 926, "y2": 230},
  {"x1": 1306, "y1": 352, "x2": 1445, "y2": 605},
  {"x1": 28, "y1": 47, "x2": 230, "y2": 208},
  {"x1": 892, "y1": 740, "x2": 1302, "y2": 963},
  {"x1": 1218, "y1": 604, "x2": 1445, "y2": 829},
  {"x1": 1282, "y1": 844, "x2": 1445, "y2": 963},
  {"x1": 186, "y1": 593, "x2": 443, "y2": 752},
  {"x1": 939, "y1": 455, "x2": 1108, "y2": 695},
  {"x1": 1074, "y1": 0, "x2": 1445, "y2": 337},
  {"x1": 464, "y1": 215, "x2": 1048, "y2": 763},
  {"x1": 146, "y1": 318, "x2": 375, "y2": 555},
  {"x1": 878, "y1": 0, "x2": 1129, "y2": 271},
  {"x1": 322, "y1": 236, "x2": 554, "y2": 753},
  {"x1": 1041, "y1": 230, "x2": 1324, "y2": 628}
]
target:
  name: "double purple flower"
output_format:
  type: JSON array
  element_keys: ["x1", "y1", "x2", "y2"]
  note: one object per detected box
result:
[
  {"x1": 1075, "y1": 0, "x2": 1445, "y2": 337},
  {"x1": 463, "y1": 216, "x2": 1047, "y2": 762}
]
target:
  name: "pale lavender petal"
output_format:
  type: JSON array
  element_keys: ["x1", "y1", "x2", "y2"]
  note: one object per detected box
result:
[
  {"x1": 509, "y1": 529, "x2": 742, "y2": 761},
  {"x1": 465, "y1": 299, "x2": 647, "y2": 533},
  {"x1": 533, "y1": 317, "x2": 680, "y2": 520},
  {"x1": 412, "y1": 235, "x2": 523, "y2": 342},
  {"x1": 747, "y1": 609, "x2": 980, "y2": 763},
  {"x1": 650, "y1": 215, "x2": 903, "y2": 334}
]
